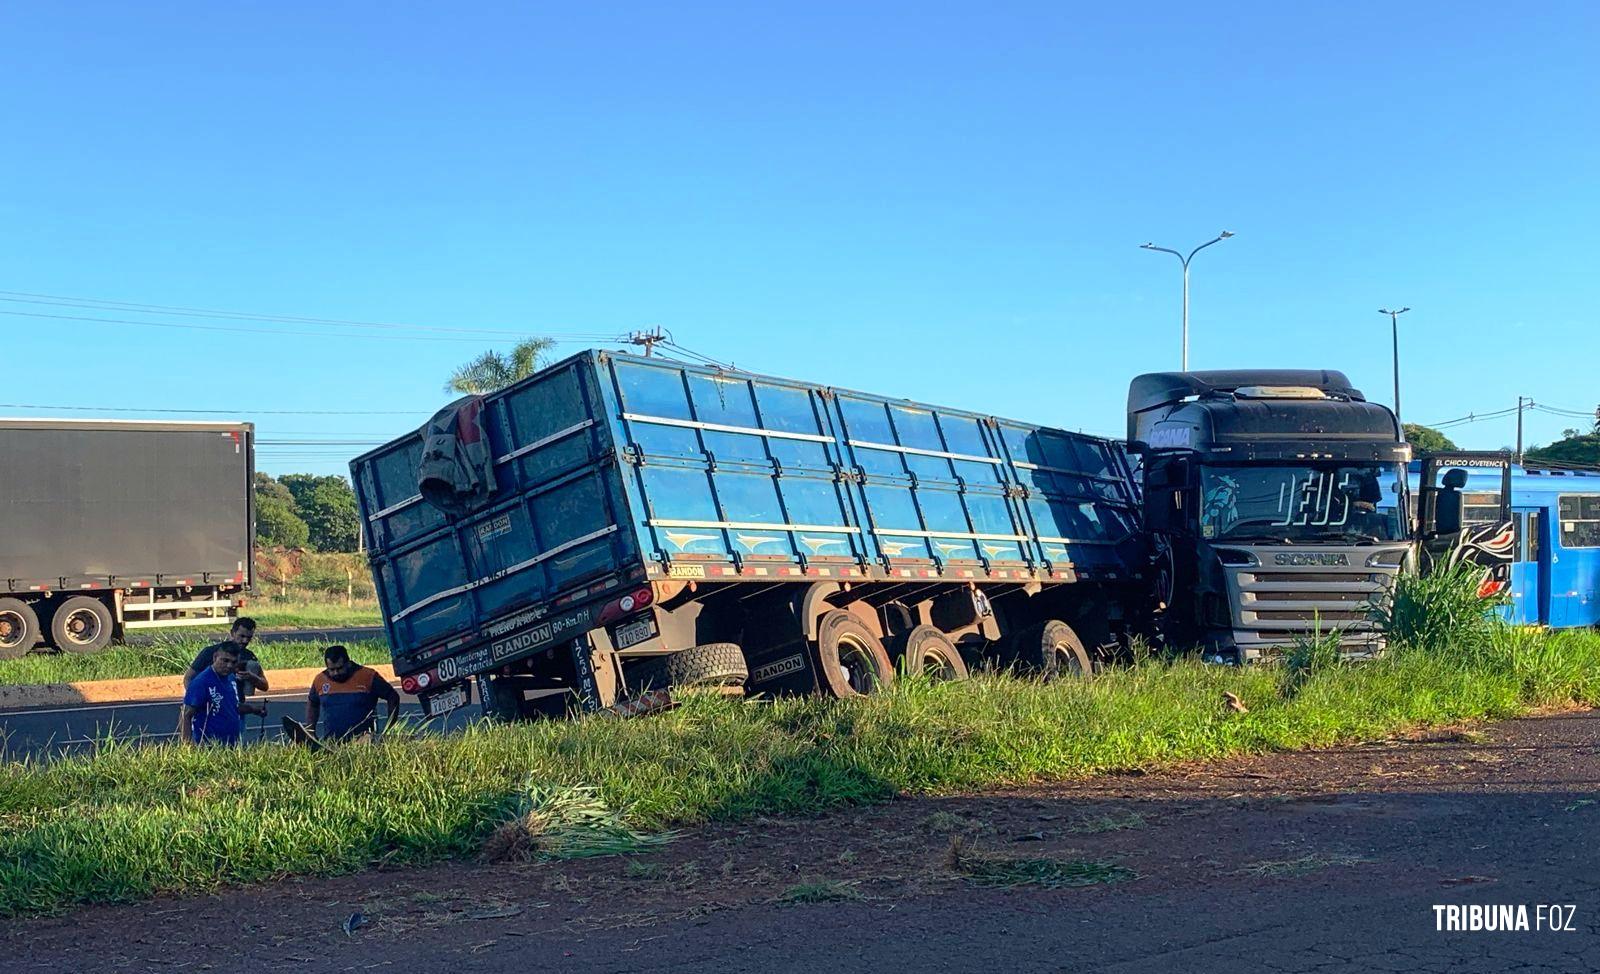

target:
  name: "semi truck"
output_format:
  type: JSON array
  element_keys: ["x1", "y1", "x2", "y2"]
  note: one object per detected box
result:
[
  {"x1": 352, "y1": 350, "x2": 1149, "y2": 719},
  {"x1": 0, "y1": 418, "x2": 253, "y2": 657},
  {"x1": 1127, "y1": 370, "x2": 1415, "y2": 661}
]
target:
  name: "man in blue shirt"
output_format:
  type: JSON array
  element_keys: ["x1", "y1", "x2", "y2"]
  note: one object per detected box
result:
[{"x1": 178, "y1": 643, "x2": 243, "y2": 746}]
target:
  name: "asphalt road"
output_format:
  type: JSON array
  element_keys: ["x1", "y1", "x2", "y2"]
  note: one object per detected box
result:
[{"x1": 0, "y1": 688, "x2": 477, "y2": 759}]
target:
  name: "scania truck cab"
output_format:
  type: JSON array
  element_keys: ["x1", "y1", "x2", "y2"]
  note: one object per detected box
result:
[{"x1": 1128, "y1": 370, "x2": 1413, "y2": 661}]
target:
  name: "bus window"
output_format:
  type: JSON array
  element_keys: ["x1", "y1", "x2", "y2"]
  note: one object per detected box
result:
[
  {"x1": 1463, "y1": 491, "x2": 1502, "y2": 526},
  {"x1": 1557, "y1": 495, "x2": 1600, "y2": 548}
]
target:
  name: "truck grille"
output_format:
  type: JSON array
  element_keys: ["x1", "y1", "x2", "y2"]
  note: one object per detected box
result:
[{"x1": 1227, "y1": 557, "x2": 1400, "y2": 636}]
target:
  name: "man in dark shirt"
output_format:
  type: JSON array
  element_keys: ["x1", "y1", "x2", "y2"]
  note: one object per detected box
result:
[
  {"x1": 183, "y1": 617, "x2": 268, "y2": 716},
  {"x1": 306, "y1": 645, "x2": 399, "y2": 742},
  {"x1": 178, "y1": 644, "x2": 242, "y2": 746}
]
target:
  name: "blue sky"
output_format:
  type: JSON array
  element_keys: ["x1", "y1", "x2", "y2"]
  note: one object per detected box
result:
[{"x1": 2, "y1": 1, "x2": 1596, "y2": 476}]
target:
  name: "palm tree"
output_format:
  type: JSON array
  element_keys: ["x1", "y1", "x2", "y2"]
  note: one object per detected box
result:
[{"x1": 445, "y1": 337, "x2": 556, "y2": 394}]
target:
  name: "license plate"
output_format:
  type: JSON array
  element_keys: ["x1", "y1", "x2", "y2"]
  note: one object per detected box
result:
[
  {"x1": 612, "y1": 616, "x2": 657, "y2": 650},
  {"x1": 423, "y1": 685, "x2": 469, "y2": 718}
]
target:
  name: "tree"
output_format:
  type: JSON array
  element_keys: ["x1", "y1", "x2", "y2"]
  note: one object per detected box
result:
[
  {"x1": 1526, "y1": 433, "x2": 1600, "y2": 467},
  {"x1": 1402, "y1": 423, "x2": 1458, "y2": 454},
  {"x1": 279, "y1": 474, "x2": 363, "y2": 552},
  {"x1": 446, "y1": 336, "x2": 556, "y2": 394},
  {"x1": 254, "y1": 472, "x2": 310, "y2": 548}
]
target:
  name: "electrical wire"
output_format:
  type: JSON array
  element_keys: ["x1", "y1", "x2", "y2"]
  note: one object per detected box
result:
[
  {"x1": 0, "y1": 308, "x2": 622, "y2": 344},
  {"x1": 0, "y1": 289, "x2": 619, "y2": 340},
  {"x1": 0, "y1": 402, "x2": 429, "y2": 416}
]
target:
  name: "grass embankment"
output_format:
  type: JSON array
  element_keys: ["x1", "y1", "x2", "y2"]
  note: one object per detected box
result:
[
  {"x1": 0, "y1": 637, "x2": 390, "y2": 687},
  {"x1": 246, "y1": 597, "x2": 382, "y2": 630},
  {"x1": 2, "y1": 623, "x2": 1598, "y2": 916}
]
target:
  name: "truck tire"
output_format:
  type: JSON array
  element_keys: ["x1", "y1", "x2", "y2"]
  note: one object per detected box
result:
[
  {"x1": 1006, "y1": 619, "x2": 1092, "y2": 680},
  {"x1": 0, "y1": 598, "x2": 40, "y2": 659},
  {"x1": 630, "y1": 643, "x2": 748, "y2": 693},
  {"x1": 895, "y1": 625, "x2": 969, "y2": 682},
  {"x1": 51, "y1": 596, "x2": 114, "y2": 654},
  {"x1": 813, "y1": 610, "x2": 894, "y2": 698}
]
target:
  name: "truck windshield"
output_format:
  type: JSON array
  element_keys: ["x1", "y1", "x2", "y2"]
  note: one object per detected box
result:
[{"x1": 1199, "y1": 463, "x2": 1406, "y2": 543}]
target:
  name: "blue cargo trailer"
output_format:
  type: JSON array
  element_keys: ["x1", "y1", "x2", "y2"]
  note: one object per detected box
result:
[{"x1": 352, "y1": 351, "x2": 1147, "y2": 719}]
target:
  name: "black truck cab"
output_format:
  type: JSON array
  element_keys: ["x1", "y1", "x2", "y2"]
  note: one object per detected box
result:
[{"x1": 1127, "y1": 370, "x2": 1413, "y2": 661}]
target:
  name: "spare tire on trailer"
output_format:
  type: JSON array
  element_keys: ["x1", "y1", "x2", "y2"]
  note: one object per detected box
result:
[
  {"x1": 0, "y1": 598, "x2": 40, "y2": 659},
  {"x1": 894, "y1": 625, "x2": 969, "y2": 682},
  {"x1": 813, "y1": 610, "x2": 895, "y2": 698},
  {"x1": 51, "y1": 596, "x2": 114, "y2": 654},
  {"x1": 1006, "y1": 619, "x2": 1093, "y2": 680},
  {"x1": 630, "y1": 643, "x2": 749, "y2": 693}
]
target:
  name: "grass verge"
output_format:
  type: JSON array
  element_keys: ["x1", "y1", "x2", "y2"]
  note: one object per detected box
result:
[
  {"x1": 2, "y1": 625, "x2": 1598, "y2": 916},
  {"x1": 246, "y1": 598, "x2": 382, "y2": 631},
  {"x1": 0, "y1": 637, "x2": 390, "y2": 687}
]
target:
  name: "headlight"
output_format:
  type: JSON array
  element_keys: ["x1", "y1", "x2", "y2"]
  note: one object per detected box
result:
[{"x1": 1366, "y1": 548, "x2": 1408, "y2": 567}]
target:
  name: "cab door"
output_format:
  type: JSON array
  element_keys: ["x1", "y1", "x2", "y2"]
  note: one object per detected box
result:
[{"x1": 1507, "y1": 508, "x2": 1544, "y2": 625}]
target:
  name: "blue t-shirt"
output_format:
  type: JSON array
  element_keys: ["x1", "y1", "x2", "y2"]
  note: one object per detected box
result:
[{"x1": 184, "y1": 667, "x2": 242, "y2": 745}]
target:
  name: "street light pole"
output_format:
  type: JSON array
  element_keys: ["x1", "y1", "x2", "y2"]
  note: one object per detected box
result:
[
  {"x1": 1379, "y1": 307, "x2": 1410, "y2": 426},
  {"x1": 1141, "y1": 231, "x2": 1235, "y2": 371}
]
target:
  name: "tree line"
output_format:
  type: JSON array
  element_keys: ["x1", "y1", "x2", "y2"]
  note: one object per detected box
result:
[{"x1": 255, "y1": 472, "x2": 362, "y2": 552}]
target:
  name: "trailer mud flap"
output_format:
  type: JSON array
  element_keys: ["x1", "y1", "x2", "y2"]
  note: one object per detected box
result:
[
  {"x1": 568, "y1": 637, "x2": 604, "y2": 714},
  {"x1": 743, "y1": 642, "x2": 817, "y2": 695}
]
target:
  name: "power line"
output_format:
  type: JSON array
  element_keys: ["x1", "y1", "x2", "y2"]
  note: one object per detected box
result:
[
  {"x1": 0, "y1": 289, "x2": 618, "y2": 340},
  {"x1": 0, "y1": 308, "x2": 621, "y2": 344},
  {"x1": 0, "y1": 401, "x2": 429, "y2": 416}
]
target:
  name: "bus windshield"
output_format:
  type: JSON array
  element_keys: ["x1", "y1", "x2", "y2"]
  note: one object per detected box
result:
[{"x1": 1199, "y1": 463, "x2": 1406, "y2": 543}]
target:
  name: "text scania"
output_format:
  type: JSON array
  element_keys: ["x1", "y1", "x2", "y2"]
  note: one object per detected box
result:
[
  {"x1": 1432, "y1": 905, "x2": 1576, "y2": 932},
  {"x1": 1273, "y1": 552, "x2": 1351, "y2": 567}
]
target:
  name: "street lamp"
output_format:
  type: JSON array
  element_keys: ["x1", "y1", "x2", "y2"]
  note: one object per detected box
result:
[
  {"x1": 1379, "y1": 307, "x2": 1410, "y2": 425},
  {"x1": 1141, "y1": 231, "x2": 1235, "y2": 371}
]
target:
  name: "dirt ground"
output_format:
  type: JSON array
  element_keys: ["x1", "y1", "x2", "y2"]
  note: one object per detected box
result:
[{"x1": 8, "y1": 711, "x2": 1600, "y2": 973}]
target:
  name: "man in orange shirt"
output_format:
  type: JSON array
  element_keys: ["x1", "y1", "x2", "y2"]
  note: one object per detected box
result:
[{"x1": 303, "y1": 645, "x2": 399, "y2": 743}]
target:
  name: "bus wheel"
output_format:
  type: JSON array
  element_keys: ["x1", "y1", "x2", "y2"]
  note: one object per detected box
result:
[
  {"x1": 0, "y1": 598, "x2": 40, "y2": 659},
  {"x1": 895, "y1": 625, "x2": 969, "y2": 682},
  {"x1": 52, "y1": 597, "x2": 114, "y2": 654},
  {"x1": 814, "y1": 610, "x2": 894, "y2": 697},
  {"x1": 1008, "y1": 619, "x2": 1093, "y2": 680}
]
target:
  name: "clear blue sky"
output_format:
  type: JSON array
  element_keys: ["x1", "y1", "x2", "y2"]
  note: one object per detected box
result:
[{"x1": 3, "y1": 1, "x2": 1596, "y2": 476}]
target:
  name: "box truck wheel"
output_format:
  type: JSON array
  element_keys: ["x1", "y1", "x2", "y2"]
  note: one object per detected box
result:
[
  {"x1": 630, "y1": 643, "x2": 748, "y2": 693},
  {"x1": 0, "y1": 598, "x2": 41, "y2": 659},
  {"x1": 813, "y1": 610, "x2": 894, "y2": 697},
  {"x1": 51, "y1": 596, "x2": 114, "y2": 654},
  {"x1": 1006, "y1": 619, "x2": 1092, "y2": 680},
  {"x1": 894, "y1": 625, "x2": 969, "y2": 682}
]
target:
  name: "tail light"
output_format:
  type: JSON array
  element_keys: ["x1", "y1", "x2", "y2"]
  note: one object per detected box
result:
[{"x1": 597, "y1": 586, "x2": 653, "y2": 626}]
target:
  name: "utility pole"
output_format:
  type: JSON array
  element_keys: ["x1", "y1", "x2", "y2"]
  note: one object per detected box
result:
[
  {"x1": 1379, "y1": 308, "x2": 1410, "y2": 425},
  {"x1": 625, "y1": 327, "x2": 667, "y2": 357},
  {"x1": 1141, "y1": 231, "x2": 1235, "y2": 371},
  {"x1": 1516, "y1": 396, "x2": 1532, "y2": 465}
]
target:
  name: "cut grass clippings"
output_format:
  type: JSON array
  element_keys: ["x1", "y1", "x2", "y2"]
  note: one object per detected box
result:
[
  {"x1": 957, "y1": 856, "x2": 1135, "y2": 889},
  {"x1": 2, "y1": 626, "x2": 1599, "y2": 916}
]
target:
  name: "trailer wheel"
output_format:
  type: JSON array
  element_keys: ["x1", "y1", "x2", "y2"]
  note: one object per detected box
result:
[
  {"x1": 0, "y1": 598, "x2": 40, "y2": 659},
  {"x1": 813, "y1": 610, "x2": 894, "y2": 697},
  {"x1": 51, "y1": 597, "x2": 114, "y2": 654},
  {"x1": 1007, "y1": 619, "x2": 1092, "y2": 680},
  {"x1": 630, "y1": 643, "x2": 748, "y2": 693},
  {"x1": 895, "y1": 625, "x2": 969, "y2": 682}
]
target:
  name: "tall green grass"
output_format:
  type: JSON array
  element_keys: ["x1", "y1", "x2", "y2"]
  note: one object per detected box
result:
[
  {"x1": 2, "y1": 615, "x2": 1598, "y2": 916},
  {"x1": 0, "y1": 637, "x2": 390, "y2": 687}
]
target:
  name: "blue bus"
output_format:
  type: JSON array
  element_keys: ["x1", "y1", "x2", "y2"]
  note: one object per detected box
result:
[{"x1": 1410, "y1": 459, "x2": 1600, "y2": 628}]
